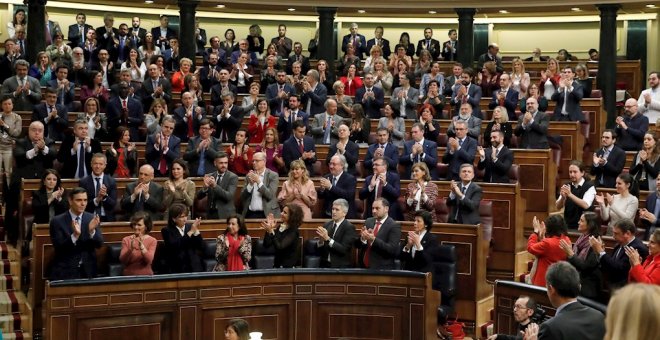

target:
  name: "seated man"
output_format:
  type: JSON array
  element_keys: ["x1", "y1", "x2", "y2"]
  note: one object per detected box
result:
[
  {"x1": 477, "y1": 130, "x2": 513, "y2": 184},
  {"x1": 615, "y1": 98, "x2": 648, "y2": 151},
  {"x1": 590, "y1": 129, "x2": 625, "y2": 188},
  {"x1": 57, "y1": 119, "x2": 103, "y2": 179},
  {"x1": 443, "y1": 120, "x2": 477, "y2": 181},
  {"x1": 448, "y1": 102, "x2": 482, "y2": 140},
  {"x1": 318, "y1": 155, "x2": 358, "y2": 219},
  {"x1": 145, "y1": 115, "x2": 180, "y2": 177},
  {"x1": 514, "y1": 97, "x2": 549, "y2": 149},
  {"x1": 121, "y1": 164, "x2": 165, "y2": 220},
  {"x1": 640, "y1": 173, "x2": 660, "y2": 240},
  {"x1": 49, "y1": 187, "x2": 103, "y2": 280},
  {"x1": 196, "y1": 152, "x2": 238, "y2": 219},
  {"x1": 450, "y1": 67, "x2": 481, "y2": 118},
  {"x1": 282, "y1": 120, "x2": 316, "y2": 174},
  {"x1": 487, "y1": 295, "x2": 538, "y2": 340},
  {"x1": 266, "y1": 70, "x2": 294, "y2": 114},
  {"x1": 355, "y1": 198, "x2": 402, "y2": 270},
  {"x1": 447, "y1": 164, "x2": 482, "y2": 225},
  {"x1": 240, "y1": 152, "x2": 280, "y2": 219},
  {"x1": 488, "y1": 73, "x2": 519, "y2": 121},
  {"x1": 48, "y1": 65, "x2": 76, "y2": 111},
  {"x1": 363, "y1": 127, "x2": 400, "y2": 174},
  {"x1": 184, "y1": 119, "x2": 220, "y2": 176},
  {"x1": 31, "y1": 87, "x2": 68, "y2": 142},
  {"x1": 315, "y1": 198, "x2": 357, "y2": 268},
  {"x1": 551, "y1": 66, "x2": 584, "y2": 122},
  {"x1": 79, "y1": 153, "x2": 117, "y2": 222},
  {"x1": 400, "y1": 123, "x2": 438, "y2": 180},
  {"x1": 360, "y1": 157, "x2": 402, "y2": 220}
]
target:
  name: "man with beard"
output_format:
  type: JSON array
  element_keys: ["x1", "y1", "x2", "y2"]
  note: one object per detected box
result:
[
  {"x1": 615, "y1": 98, "x2": 648, "y2": 151},
  {"x1": 68, "y1": 13, "x2": 94, "y2": 49},
  {"x1": 638, "y1": 71, "x2": 660, "y2": 122},
  {"x1": 477, "y1": 130, "x2": 513, "y2": 184},
  {"x1": 128, "y1": 16, "x2": 148, "y2": 48},
  {"x1": 450, "y1": 67, "x2": 482, "y2": 118}
]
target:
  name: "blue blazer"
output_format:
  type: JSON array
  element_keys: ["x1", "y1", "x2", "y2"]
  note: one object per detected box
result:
[
  {"x1": 488, "y1": 89, "x2": 520, "y2": 121},
  {"x1": 363, "y1": 142, "x2": 400, "y2": 173},
  {"x1": 400, "y1": 139, "x2": 439, "y2": 180},
  {"x1": 355, "y1": 86, "x2": 385, "y2": 119},
  {"x1": 359, "y1": 171, "x2": 402, "y2": 220},
  {"x1": 442, "y1": 136, "x2": 477, "y2": 181},
  {"x1": 366, "y1": 38, "x2": 391, "y2": 59},
  {"x1": 266, "y1": 82, "x2": 295, "y2": 114},
  {"x1": 341, "y1": 34, "x2": 367, "y2": 57},
  {"x1": 277, "y1": 110, "x2": 309, "y2": 142},
  {"x1": 282, "y1": 135, "x2": 317, "y2": 174},
  {"x1": 79, "y1": 174, "x2": 117, "y2": 221},
  {"x1": 49, "y1": 211, "x2": 104, "y2": 280},
  {"x1": 301, "y1": 83, "x2": 328, "y2": 116},
  {"x1": 451, "y1": 83, "x2": 482, "y2": 118},
  {"x1": 145, "y1": 133, "x2": 181, "y2": 176},
  {"x1": 106, "y1": 96, "x2": 144, "y2": 142}
]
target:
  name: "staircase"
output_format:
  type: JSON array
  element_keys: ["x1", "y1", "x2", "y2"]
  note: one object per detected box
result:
[{"x1": 0, "y1": 220, "x2": 32, "y2": 339}]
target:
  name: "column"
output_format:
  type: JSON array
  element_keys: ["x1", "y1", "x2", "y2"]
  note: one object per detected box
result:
[
  {"x1": 178, "y1": 0, "x2": 198, "y2": 64},
  {"x1": 597, "y1": 4, "x2": 621, "y2": 128},
  {"x1": 455, "y1": 8, "x2": 476, "y2": 69},
  {"x1": 26, "y1": 0, "x2": 47, "y2": 65},
  {"x1": 316, "y1": 7, "x2": 337, "y2": 77}
]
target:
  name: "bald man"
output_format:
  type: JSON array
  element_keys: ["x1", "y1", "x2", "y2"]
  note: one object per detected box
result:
[
  {"x1": 615, "y1": 98, "x2": 649, "y2": 151},
  {"x1": 121, "y1": 164, "x2": 165, "y2": 220}
]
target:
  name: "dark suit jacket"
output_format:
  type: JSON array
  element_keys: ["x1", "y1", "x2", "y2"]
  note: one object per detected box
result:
[
  {"x1": 301, "y1": 83, "x2": 328, "y2": 116},
  {"x1": 1, "y1": 75, "x2": 42, "y2": 111},
  {"x1": 551, "y1": 81, "x2": 585, "y2": 121},
  {"x1": 276, "y1": 110, "x2": 309, "y2": 142},
  {"x1": 286, "y1": 54, "x2": 311, "y2": 75},
  {"x1": 151, "y1": 26, "x2": 178, "y2": 51},
  {"x1": 56, "y1": 136, "x2": 103, "y2": 179},
  {"x1": 128, "y1": 27, "x2": 148, "y2": 48},
  {"x1": 488, "y1": 89, "x2": 520, "y2": 121},
  {"x1": 282, "y1": 135, "x2": 317, "y2": 174},
  {"x1": 49, "y1": 211, "x2": 104, "y2": 280},
  {"x1": 514, "y1": 111, "x2": 550, "y2": 149},
  {"x1": 210, "y1": 83, "x2": 238, "y2": 107},
  {"x1": 12, "y1": 137, "x2": 56, "y2": 181},
  {"x1": 599, "y1": 237, "x2": 649, "y2": 289},
  {"x1": 31, "y1": 103, "x2": 68, "y2": 141},
  {"x1": 451, "y1": 83, "x2": 482, "y2": 118},
  {"x1": 341, "y1": 34, "x2": 367, "y2": 57},
  {"x1": 195, "y1": 28, "x2": 207, "y2": 54},
  {"x1": 266, "y1": 82, "x2": 295, "y2": 113},
  {"x1": 442, "y1": 136, "x2": 477, "y2": 181},
  {"x1": 183, "y1": 136, "x2": 220, "y2": 176},
  {"x1": 326, "y1": 140, "x2": 359, "y2": 175},
  {"x1": 141, "y1": 76, "x2": 173, "y2": 109},
  {"x1": 95, "y1": 26, "x2": 120, "y2": 51},
  {"x1": 363, "y1": 142, "x2": 400, "y2": 173},
  {"x1": 642, "y1": 192, "x2": 660, "y2": 240},
  {"x1": 172, "y1": 105, "x2": 206, "y2": 142},
  {"x1": 441, "y1": 40, "x2": 458, "y2": 61},
  {"x1": 121, "y1": 181, "x2": 165, "y2": 220},
  {"x1": 367, "y1": 38, "x2": 391, "y2": 59},
  {"x1": 567, "y1": 248, "x2": 603, "y2": 300},
  {"x1": 263, "y1": 226, "x2": 300, "y2": 268},
  {"x1": 400, "y1": 232, "x2": 438, "y2": 272},
  {"x1": 32, "y1": 188, "x2": 68, "y2": 224},
  {"x1": 477, "y1": 53, "x2": 504, "y2": 73},
  {"x1": 68, "y1": 24, "x2": 94, "y2": 48},
  {"x1": 196, "y1": 170, "x2": 238, "y2": 219},
  {"x1": 198, "y1": 64, "x2": 224, "y2": 92},
  {"x1": 355, "y1": 86, "x2": 385, "y2": 119},
  {"x1": 355, "y1": 216, "x2": 401, "y2": 269},
  {"x1": 318, "y1": 172, "x2": 357, "y2": 219},
  {"x1": 477, "y1": 146, "x2": 513, "y2": 183},
  {"x1": 213, "y1": 105, "x2": 246, "y2": 143},
  {"x1": 318, "y1": 220, "x2": 357, "y2": 268},
  {"x1": 160, "y1": 223, "x2": 204, "y2": 273},
  {"x1": 538, "y1": 301, "x2": 605, "y2": 340},
  {"x1": 590, "y1": 145, "x2": 625, "y2": 188},
  {"x1": 106, "y1": 96, "x2": 144, "y2": 141},
  {"x1": 416, "y1": 38, "x2": 441, "y2": 59},
  {"x1": 447, "y1": 182, "x2": 482, "y2": 225},
  {"x1": 145, "y1": 133, "x2": 181, "y2": 176},
  {"x1": 401, "y1": 139, "x2": 439, "y2": 180},
  {"x1": 359, "y1": 172, "x2": 402, "y2": 220},
  {"x1": 79, "y1": 174, "x2": 117, "y2": 221}
]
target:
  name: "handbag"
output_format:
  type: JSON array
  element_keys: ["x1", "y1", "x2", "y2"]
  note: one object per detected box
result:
[{"x1": 444, "y1": 316, "x2": 466, "y2": 340}]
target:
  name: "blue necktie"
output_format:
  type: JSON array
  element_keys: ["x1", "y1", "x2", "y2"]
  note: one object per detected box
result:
[
  {"x1": 95, "y1": 177, "x2": 102, "y2": 215},
  {"x1": 197, "y1": 148, "x2": 206, "y2": 176},
  {"x1": 77, "y1": 141, "x2": 86, "y2": 178}
]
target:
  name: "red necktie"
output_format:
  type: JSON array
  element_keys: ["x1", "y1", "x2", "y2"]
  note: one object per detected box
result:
[
  {"x1": 298, "y1": 139, "x2": 304, "y2": 154},
  {"x1": 159, "y1": 136, "x2": 168, "y2": 175},
  {"x1": 122, "y1": 99, "x2": 128, "y2": 110},
  {"x1": 187, "y1": 108, "x2": 194, "y2": 138},
  {"x1": 364, "y1": 221, "x2": 381, "y2": 268}
]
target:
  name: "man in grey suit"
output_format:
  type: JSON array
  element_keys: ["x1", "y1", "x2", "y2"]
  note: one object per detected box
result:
[
  {"x1": 121, "y1": 165, "x2": 165, "y2": 220},
  {"x1": 356, "y1": 198, "x2": 401, "y2": 269},
  {"x1": 514, "y1": 97, "x2": 550, "y2": 149},
  {"x1": 448, "y1": 103, "x2": 482, "y2": 140},
  {"x1": 197, "y1": 152, "x2": 238, "y2": 219},
  {"x1": 390, "y1": 72, "x2": 419, "y2": 119},
  {"x1": 315, "y1": 199, "x2": 357, "y2": 268},
  {"x1": 310, "y1": 99, "x2": 343, "y2": 145},
  {"x1": 525, "y1": 261, "x2": 605, "y2": 340},
  {"x1": 241, "y1": 152, "x2": 280, "y2": 218},
  {"x1": 1, "y1": 59, "x2": 41, "y2": 111},
  {"x1": 447, "y1": 164, "x2": 482, "y2": 225}
]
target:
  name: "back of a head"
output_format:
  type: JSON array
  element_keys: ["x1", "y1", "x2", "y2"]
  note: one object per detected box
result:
[
  {"x1": 545, "y1": 261, "x2": 580, "y2": 299},
  {"x1": 605, "y1": 284, "x2": 660, "y2": 340}
]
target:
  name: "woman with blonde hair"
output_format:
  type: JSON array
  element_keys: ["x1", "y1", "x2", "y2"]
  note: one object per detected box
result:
[
  {"x1": 277, "y1": 159, "x2": 317, "y2": 220},
  {"x1": 539, "y1": 58, "x2": 561, "y2": 99},
  {"x1": 372, "y1": 57, "x2": 393, "y2": 96},
  {"x1": 405, "y1": 163, "x2": 438, "y2": 221},
  {"x1": 483, "y1": 106, "x2": 512, "y2": 147},
  {"x1": 171, "y1": 57, "x2": 193, "y2": 92},
  {"x1": 363, "y1": 45, "x2": 383, "y2": 74},
  {"x1": 333, "y1": 81, "x2": 353, "y2": 118},
  {"x1": 510, "y1": 57, "x2": 531, "y2": 95},
  {"x1": 604, "y1": 284, "x2": 660, "y2": 340}
]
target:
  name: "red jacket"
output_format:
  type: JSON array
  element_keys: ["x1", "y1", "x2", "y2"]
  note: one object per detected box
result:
[
  {"x1": 527, "y1": 233, "x2": 571, "y2": 287},
  {"x1": 247, "y1": 115, "x2": 278, "y2": 144},
  {"x1": 629, "y1": 253, "x2": 660, "y2": 285}
]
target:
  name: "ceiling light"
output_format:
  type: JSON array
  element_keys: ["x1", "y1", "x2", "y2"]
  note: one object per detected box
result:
[
  {"x1": 288, "y1": 8, "x2": 296, "y2": 11},
  {"x1": 646, "y1": 4, "x2": 657, "y2": 8},
  {"x1": 499, "y1": 10, "x2": 509, "y2": 14},
  {"x1": 571, "y1": 7, "x2": 582, "y2": 11},
  {"x1": 357, "y1": 9, "x2": 366, "y2": 14},
  {"x1": 144, "y1": 0, "x2": 153, "y2": 3},
  {"x1": 216, "y1": 4, "x2": 225, "y2": 8},
  {"x1": 429, "y1": 10, "x2": 437, "y2": 14}
]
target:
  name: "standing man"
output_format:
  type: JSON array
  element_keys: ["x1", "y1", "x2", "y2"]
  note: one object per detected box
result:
[
  {"x1": 400, "y1": 123, "x2": 439, "y2": 180},
  {"x1": 363, "y1": 128, "x2": 400, "y2": 173},
  {"x1": 184, "y1": 119, "x2": 219, "y2": 176},
  {"x1": 107, "y1": 81, "x2": 144, "y2": 141},
  {"x1": 271, "y1": 24, "x2": 292, "y2": 58},
  {"x1": 173, "y1": 91, "x2": 206, "y2": 142},
  {"x1": 48, "y1": 65, "x2": 76, "y2": 111},
  {"x1": 301, "y1": 70, "x2": 328, "y2": 116},
  {"x1": 266, "y1": 70, "x2": 295, "y2": 114},
  {"x1": 57, "y1": 120, "x2": 103, "y2": 179},
  {"x1": 79, "y1": 153, "x2": 117, "y2": 222},
  {"x1": 315, "y1": 199, "x2": 357, "y2": 268},
  {"x1": 277, "y1": 94, "x2": 308, "y2": 142},
  {"x1": 514, "y1": 97, "x2": 550, "y2": 149},
  {"x1": 129, "y1": 16, "x2": 148, "y2": 48},
  {"x1": 360, "y1": 157, "x2": 401, "y2": 220},
  {"x1": 448, "y1": 102, "x2": 482, "y2": 140},
  {"x1": 121, "y1": 165, "x2": 165, "y2": 220},
  {"x1": 1, "y1": 59, "x2": 42, "y2": 111},
  {"x1": 416, "y1": 27, "x2": 440, "y2": 60},
  {"x1": 318, "y1": 155, "x2": 357, "y2": 219},
  {"x1": 310, "y1": 99, "x2": 342, "y2": 145},
  {"x1": 286, "y1": 42, "x2": 310, "y2": 75},
  {"x1": 95, "y1": 13, "x2": 119, "y2": 51},
  {"x1": 477, "y1": 43, "x2": 504, "y2": 73},
  {"x1": 68, "y1": 13, "x2": 93, "y2": 49},
  {"x1": 213, "y1": 92, "x2": 246, "y2": 144},
  {"x1": 555, "y1": 160, "x2": 596, "y2": 229},
  {"x1": 282, "y1": 120, "x2": 316, "y2": 174},
  {"x1": 447, "y1": 164, "x2": 482, "y2": 225},
  {"x1": 477, "y1": 130, "x2": 514, "y2": 184},
  {"x1": 444, "y1": 120, "x2": 478, "y2": 181},
  {"x1": 366, "y1": 26, "x2": 391, "y2": 60},
  {"x1": 141, "y1": 64, "x2": 173, "y2": 109},
  {"x1": 152, "y1": 15, "x2": 178, "y2": 52},
  {"x1": 356, "y1": 198, "x2": 401, "y2": 269},
  {"x1": 390, "y1": 73, "x2": 419, "y2": 119},
  {"x1": 355, "y1": 73, "x2": 385, "y2": 119},
  {"x1": 590, "y1": 129, "x2": 625, "y2": 188},
  {"x1": 488, "y1": 73, "x2": 519, "y2": 120},
  {"x1": 638, "y1": 71, "x2": 660, "y2": 122},
  {"x1": 441, "y1": 29, "x2": 458, "y2": 61},
  {"x1": 240, "y1": 152, "x2": 280, "y2": 218},
  {"x1": 450, "y1": 67, "x2": 482, "y2": 118},
  {"x1": 145, "y1": 116, "x2": 181, "y2": 177},
  {"x1": 552, "y1": 66, "x2": 584, "y2": 122},
  {"x1": 341, "y1": 23, "x2": 367, "y2": 58},
  {"x1": 49, "y1": 187, "x2": 103, "y2": 280},
  {"x1": 615, "y1": 98, "x2": 649, "y2": 151},
  {"x1": 197, "y1": 152, "x2": 238, "y2": 219}
]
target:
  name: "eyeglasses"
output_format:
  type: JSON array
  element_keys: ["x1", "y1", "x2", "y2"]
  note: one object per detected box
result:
[{"x1": 513, "y1": 305, "x2": 528, "y2": 310}]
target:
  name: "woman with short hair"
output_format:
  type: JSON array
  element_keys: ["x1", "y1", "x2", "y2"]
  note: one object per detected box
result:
[{"x1": 119, "y1": 212, "x2": 158, "y2": 275}]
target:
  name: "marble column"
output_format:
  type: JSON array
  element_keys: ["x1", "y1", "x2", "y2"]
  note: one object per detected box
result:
[
  {"x1": 178, "y1": 0, "x2": 199, "y2": 65},
  {"x1": 26, "y1": 0, "x2": 47, "y2": 65},
  {"x1": 455, "y1": 8, "x2": 476, "y2": 68},
  {"x1": 316, "y1": 7, "x2": 337, "y2": 77},
  {"x1": 597, "y1": 4, "x2": 621, "y2": 128}
]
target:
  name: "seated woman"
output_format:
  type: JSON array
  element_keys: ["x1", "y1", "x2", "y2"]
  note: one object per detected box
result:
[
  {"x1": 77, "y1": 97, "x2": 107, "y2": 140},
  {"x1": 596, "y1": 173, "x2": 639, "y2": 235},
  {"x1": 627, "y1": 229, "x2": 660, "y2": 285},
  {"x1": 79, "y1": 71, "x2": 110, "y2": 112},
  {"x1": 378, "y1": 104, "x2": 406, "y2": 147},
  {"x1": 372, "y1": 57, "x2": 393, "y2": 96},
  {"x1": 333, "y1": 81, "x2": 354, "y2": 119},
  {"x1": 556, "y1": 48, "x2": 576, "y2": 62},
  {"x1": 119, "y1": 211, "x2": 158, "y2": 275},
  {"x1": 405, "y1": 163, "x2": 438, "y2": 221},
  {"x1": 106, "y1": 126, "x2": 137, "y2": 178},
  {"x1": 226, "y1": 128, "x2": 253, "y2": 176},
  {"x1": 160, "y1": 203, "x2": 204, "y2": 273},
  {"x1": 400, "y1": 210, "x2": 438, "y2": 272},
  {"x1": 527, "y1": 214, "x2": 571, "y2": 287},
  {"x1": 339, "y1": 64, "x2": 363, "y2": 96},
  {"x1": 575, "y1": 63, "x2": 593, "y2": 99},
  {"x1": 326, "y1": 122, "x2": 359, "y2": 175},
  {"x1": 519, "y1": 83, "x2": 548, "y2": 114},
  {"x1": 421, "y1": 80, "x2": 445, "y2": 118},
  {"x1": 478, "y1": 61, "x2": 501, "y2": 97},
  {"x1": 349, "y1": 104, "x2": 370, "y2": 144},
  {"x1": 559, "y1": 212, "x2": 604, "y2": 300},
  {"x1": 255, "y1": 127, "x2": 284, "y2": 174},
  {"x1": 277, "y1": 160, "x2": 317, "y2": 220},
  {"x1": 629, "y1": 133, "x2": 660, "y2": 191},
  {"x1": 120, "y1": 48, "x2": 147, "y2": 82},
  {"x1": 32, "y1": 169, "x2": 68, "y2": 225},
  {"x1": 213, "y1": 215, "x2": 252, "y2": 272},
  {"x1": 162, "y1": 159, "x2": 196, "y2": 220},
  {"x1": 261, "y1": 204, "x2": 303, "y2": 268},
  {"x1": 482, "y1": 106, "x2": 513, "y2": 147},
  {"x1": 230, "y1": 52, "x2": 256, "y2": 94},
  {"x1": 417, "y1": 104, "x2": 440, "y2": 142},
  {"x1": 247, "y1": 98, "x2": 278, "y2": 144},
  {"x1": 171, "y1": 57, "x2": 193, "y2": 92}
]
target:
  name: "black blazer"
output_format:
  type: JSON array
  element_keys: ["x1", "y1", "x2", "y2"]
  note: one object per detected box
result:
[
  {"x1": 599, "y1": 237, "x2": 649, "y2": 289},
  {"x1": 183, "y1": 136, "x2": 220, "y2": 176},
  {"x1": 160, "y1": 223, "x2": 204, "y2": 273},
  {"x1": 366, "y1": 38, "x2": 391, "y2": 59},
  {"x1": 12, "y1": 137, "x2": 56, "y2": 181},
  {"x1": 106, "y1": 96, "x2": 144, "y2": 141},
  {"x1": 590, "y1": 145, "x2": 626, "y2": 188},
  {"x1": 442, "y1": 136, "x2": 477, "y2": 181},
  {"x1": 355, "y1": 216, "x2": 401, "y2": 270},
  {"x1": 317, "y1": 172, "x2": 357, "y2": 219},
  {"x1": 31, "y1": 189, "x2": 69, "y2": 224},
  {"x1": 325, "y1": 140, "x2": 359, "y2": 175},
  {"x1": 282, "y1": 135, "x2": 317, "y2": 174},
  {"x1": 477, "y1": 146, "x2": 514, "y2": 184},
  {"x1": 49, "y1": 211, "x2": 104, "y2": 280},
  {"x1": 354, "y1": 86, "x2": 385, "y2": 119},
  {"x1": 363, "y1": 142, "x2": 400, "y2": 173},
  {"x1": 359, "y1": 172, "x2": 402, "y2": 220},
  {"x1": 56, "y1": 136, "x2": 103, "y2": 179},
  {"x1": 514, "y1": 111, "x2": 550, "y2": 149},
  {"x1": 263, "y1": 226, "x2": 300, "y2": 268},
  {"x1": 447, "y1": 182, "x2": 482, "y2": 225},
  {"x1": 31, "y1": 103, "x2": 69, "y2": 141},
  {"x1": 121, "y1": 181, "x2": 165, "y2": 220},
  {"x1": 551, "y1": 81, "x2": 585, "y2": 122},
  {"x1": 567, "y1": 248, "x2": 603, "y2": 301},
  {"x1": 416, "y1": 38, "x2": 441, "y2": 60},
  {"x1": 213, "y1": 105, "x2": 246, "y2": 144},
  {"x1": 538, "y1": 301, "x2": 605, "y2": 340},
  {"x1": 318, "y1": 220, "x2": 357, "y2": 268},
  {"x1": 68, "y1": 24, "x2": 94, "y2": 48},
  {"x1": 482, "y1": 121, "x2": 513, "y2": 148},
  {"x1": 79, "y1": 174, "x2": 117, "y2": 221},
  {"x1": 400, "y1": 232, "x2": 438, "y2": 272}
]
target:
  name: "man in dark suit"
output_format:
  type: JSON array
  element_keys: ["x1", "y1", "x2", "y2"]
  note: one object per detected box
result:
[
  {"x1": 524, "y1": 48, "x2": 548, "y2": 62},
  {"x1": 57, "y1": 120, "x2": 103, "y2": 179},
  {"x1": 552, "y1": 66, "x2": 585, "y2": 122},
  {"x1": 316, "y1": 198, "x2": 357, "y2": 268},
  {"x1": 48, "y1": 65, "x2": 76, "y2": 111},
  {"x1": 401, "y1": 123, "x2": 439, "y2": 180},
  {"x1": 129, "y1": 16, "x2": 148, "y2": 48},
  {"x1": 416, "y1": 27, "x2": 441, "y2": 60},
  {"x1": 360, "y1": 157, "x2": 402, "y2": 220},
  {"x1": 89, "y1": 49, "x2": 116, "y2": 88},
  {"x1": 146, "y1": 116, "x2": 180, "y2": 177},
  {"x1": 400, "y1": 211, "x2": 438, "y2": 272},
  {"x1": 530, "y1": 262, "x2": 605, "y2": 340},
  {"x1": 356, "y1": 198, "x2": 402, "y2": 269},
  {"x1": 514, "y1": 97, "x2": 550, "y2": 149},
  {"x1": 318, "y1": 155, "x2": 358, "y2": 219},
  {"x1": 363, "y1": 128, "x2": 400, "y2": 174},
  {"x1": 355, "y1": 73, "x2": 385, "y2": 119},
  {"x1": 447, "y1": 164, "x2": 482, "y2": 225},
  {"x1": 0, "y1": 39, "x2": 20, "y2": 84},
  {"x1": 477, "y1": 43, "x2": 504, "y2": 73},
  {"x1": 95, "y1": 13, "x2": 120, "y2": 51},
  {"x1": 184, "y1": 119, "x2": 219, "y2": 177},
  {"x1": 590, "y1": 129, "x2": 625, "y2": 188},
  {"x1": 277, "y1": 95, "x2": 308, "y2": 142},
  {"x1": 366, "y1": 26, "x2": 391, "y2": 60},
  {"x1": 12, "y1": 121, "x2": 56, "y2": 182},
  {"x1": 441, "y1": 29, "x2": 458, "y2": 61},
  {"x1": 121, "y1": 164, "x2": 165, "y2": 220},
  {"x1": 590, "y1": 219, "x2": 649, "y2": 289},
  {"x1": 478, "y1": 130, "x2": 513, "y2": 183},
  {"x1": 282, "y1": 120, "x2": 316, "y2": 174},
  {"x1": 173, "y1": 91, "x2": 206, "y2": 142},
  {"x1": 68, "y1": 13, "x2": 94, "y2": 49},
  {"x1": 79, "y1": 154, "x2": 117, "y2": 222},
  {"x1": 151, "y1": 15, "x2": 178, "y2": 52},
  {"x1": 198, "y1": 51, "x2": 224, "y2": 92},
  {"x1": 107, "y1": 81, "x2": 144, "y2": 141},
  {"x1": 286, "y1": 42, "x2": 310, "y2": 75},
  {"x1": 31, "y1": 88, "x2": 68, "y2": 142},
  {"x1": 213, "y1": 92, "x2": 247, "y2": 144},
  {"x1": 196, "y1": 152, "x2": 238, "y2": 219},
  {"x1": 194, "y1": 19, "x2": 207, "y2": 55},
  {"x1": 1, "y1": 59, "x2": 42, "y2": 112},
  {"x1": 450, "y1": 67, "x2": 482, "y2": 118},
  {"x1": 267, "y1": 70, "x2": 295, "y2": 114},
  {"x1": 614, "y1": 98, "x2": 649, "y2": 151},
  {"x1": 488, "y1": 73, "x2": 520, "y2": 120},
  {"x1": 301, "y1": 70, "x2": 328, "y2": 116},
  {"x1": 49, "y1": 187, "x2": 104, "y2": 280},
  {"x1": 141, "y1": 64, "x2": 173, "y2": 110},
  {"x1": 341, "y1": 23, "x2": 367, "y2": 58},
  {"x1": 640, "y1": 173, "x2": 660, "y2": 240},
  {"x1": 210, "y1": 69, "x2": 238, "y2": 107}
]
